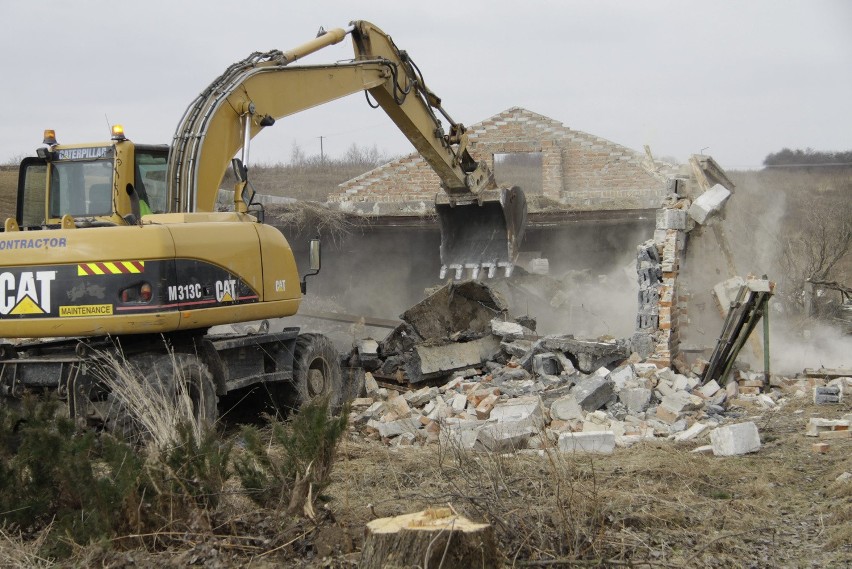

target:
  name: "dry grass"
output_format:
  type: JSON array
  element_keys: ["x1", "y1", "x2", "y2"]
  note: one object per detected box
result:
[
  {"x1": 0, "y1": 523, "x2": 54, "y2": 569},
  {"x1": 321, "y1": 398, "x2": 852, "y2": 567},
  {"x1": 264, "y1": 200, "x2": 356, "y2": 246},
  {"x1": 91, "y1": 349, "x2": 210, "y2": 450}
]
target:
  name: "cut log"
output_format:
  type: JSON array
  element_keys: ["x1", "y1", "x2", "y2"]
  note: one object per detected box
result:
[{"x1": 360, "y1": 507, "x2": 497, "y2": 569}]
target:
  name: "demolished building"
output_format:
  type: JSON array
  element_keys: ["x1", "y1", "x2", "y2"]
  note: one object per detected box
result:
[{"x1": 277, "y1": 107, "x2": 740, "y2": 372}]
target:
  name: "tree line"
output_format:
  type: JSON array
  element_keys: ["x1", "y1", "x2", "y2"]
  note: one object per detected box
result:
[{"x1": 764, "y1": 148, "x2": 852, "y2": 167}]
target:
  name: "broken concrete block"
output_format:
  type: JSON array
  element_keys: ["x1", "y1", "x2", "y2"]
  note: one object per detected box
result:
[
  {"x1": 501, "y1": 339, "x2": 533, "y2": 358},
  {"x1": 674, "y1": 421, "x2": 711, "y2": 442},
  {"x1": 618, "y1": 388, "x2": 652, "y2": 414},
  {"x1": 656, "y1": 390, "x2": 704, "y2": 424},
  {"x1": 364, "y1": 372, "x2": 380, "y2": 395},
  {"x1": 476, "y1": 422, "x2": 537, "y2": 452},
  {"x1": 527, "y1": 257, "x2": 550, "y2": 275},
  {"x1": 540, "y1": 336, "x2": 630, "y2": 374},
  {"x1": 656, "y1": 208, "x2": 687, "y2": 230},
  {"x1": 571, "y1": 376, "x2": 615, "y2": 412},
  {"x1": 367, "y1": 416, "x2": 420, "y2": 439},
  {"x1": 672, "y1": 374, "x2": 690, "y2": 391},
  {"x1": 404, "y1": 387, "x2": 439, "y2": 407},
  {"x1": 440, "y1": 419, "x2": 486, "y2": 450},
  {"x1": 805, "y1": 418, "x2": 850, "y2": 437},
  {"x1": 384, "y1": 392, "x2": 412, "y2": 417},
  {"x1": 401, "y1": 280, "x2": 508, "y2": 342},
  {"x1": 492, "y1": 366, "x2": 531, "y2": 384},
  {"x1": 699, "y1": 380, "x2": 721, "y2": 398},
  {"x1": 608, "y1": 364, "x2": 636, "y2": 391},
  {"x1": 356, "y1": 338, "x2": 380, "y2": 367},
  {"x1": 550, "y1": 395, "x2": 584, "y2": 421},
  {"x1": 688, "y1": 183, "x2": 731, "y2": 224},
  {"x1": 491, "y1": 319, "x2": 524, "y2": 339},
  {"x1": 710, "y1": 422, "x2": 761, "y2": 456},
  {"x1": 426, "y1": 398, "x2": 452, "y2": 421},
  {"x1": 450, "y1": 393, "x2": 468, "y2": 413},
  {"x1": 633, "y1": 362, "x2": 659, "y2": 378},
  {"x1": 558, "y1": 431, "x2": 616, "y2": 454},
  {"x1": 533, "y1": 352, "x2": 562, "y2": 377},
  {"x1": 406, "y1": 336, "x2": 501, "y2": 383},
  {"x1": 379, "y1": 323, "x2": 422, "y2": 357},
  {"x1": 489, "y1": 396, "x2": 546, "y2": 430}
]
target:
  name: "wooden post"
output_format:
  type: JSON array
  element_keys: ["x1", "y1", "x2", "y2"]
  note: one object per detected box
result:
[{"x1": 360, "y1": 507, "x2": 497, "y2": 569}]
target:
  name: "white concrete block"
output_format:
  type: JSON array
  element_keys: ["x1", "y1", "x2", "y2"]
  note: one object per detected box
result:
[
  {"x1": 490, "y1": 396, "x2": 545, "y2": 430},
  {"x1": 674, "y1": 421, "x2": 711, "y2": 442},
  {"x1": 608, "y1": 364, "x2": 636, "y2": 391},
  {"x1": 550, "y1": 395, "x2": 584, "y2": 421},
  {"x1": 558, "y1": 431, "x2": 616, "y2": 454},
  {"x1": 491, "y1": 319, "x2": 525, "y2": 339},
  {"x1": 699, "y1": 380, "x2": 721, "y2": 398},
  {"x1": 688, "y1": 184, "x2": 731, "y2": 224},
  {"x1": 710, "y1": 422, "x2": 761, "y2": 456}
]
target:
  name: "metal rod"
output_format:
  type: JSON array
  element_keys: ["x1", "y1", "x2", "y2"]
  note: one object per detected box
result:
[{"x1": 763, "y1": 295, "x2": 770, "y2": 383}]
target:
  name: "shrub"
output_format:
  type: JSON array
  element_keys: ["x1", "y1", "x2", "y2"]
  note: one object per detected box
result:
[
  {"x1": 0, "y1": 396, "x2": 144, "y2": 558},
  {"x1": 235, "y1": 398, "x2": 349, "y2": 516}
]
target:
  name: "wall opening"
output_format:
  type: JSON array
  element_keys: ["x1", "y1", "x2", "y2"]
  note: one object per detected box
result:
[{"x1": 493, "y1": 152, "x2": 543, "y2": 194}]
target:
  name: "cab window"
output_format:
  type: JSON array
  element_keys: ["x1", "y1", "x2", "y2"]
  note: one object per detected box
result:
[
  {"x1": 135, "y1": 149, "x2": 169, "y2": 213},
  {"x1": 48, "y1": 159, "x2": 114, "y2": 218}
]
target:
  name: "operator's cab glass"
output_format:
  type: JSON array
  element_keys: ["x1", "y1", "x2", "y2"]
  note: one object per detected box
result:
[
  {"x1": 135, "y1": 147, "x2": 169, "y2": 214},
  {"x1": 48, "y1": 157, "x2": 114, "y2": 218}
]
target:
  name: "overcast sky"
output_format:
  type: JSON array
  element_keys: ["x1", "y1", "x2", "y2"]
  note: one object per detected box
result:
[{"x1": 1, "y1": 0, "x2": 849, "y2": 170}]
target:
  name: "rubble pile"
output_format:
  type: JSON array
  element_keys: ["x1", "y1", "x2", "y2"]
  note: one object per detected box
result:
[{"x1": 343, "y1": 280, "x2": 808, "y2": 456}]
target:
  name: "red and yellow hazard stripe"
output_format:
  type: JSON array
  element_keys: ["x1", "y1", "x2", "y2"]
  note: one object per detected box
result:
[{"x1": 77, "y1": 261, "x2": 145, "y2": 276}]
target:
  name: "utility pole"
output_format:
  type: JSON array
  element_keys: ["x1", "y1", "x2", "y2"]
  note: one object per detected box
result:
[{"x1": 318, "y1": 136, "x2": 325, "y2": 164}]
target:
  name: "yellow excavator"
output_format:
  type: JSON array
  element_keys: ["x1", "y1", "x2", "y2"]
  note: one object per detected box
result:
[{"x1": 0, "y1": 21, "x2": 527, "y2": 427}]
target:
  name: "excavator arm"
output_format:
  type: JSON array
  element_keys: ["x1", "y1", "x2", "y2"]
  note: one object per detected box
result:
[{"x1": 167, "y1": 20, "x2": 526, "y2": 278}]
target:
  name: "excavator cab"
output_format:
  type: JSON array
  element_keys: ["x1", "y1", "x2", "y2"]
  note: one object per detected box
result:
[{"x1": 15, "y1": 128, "x2": 170, "y2": 229}]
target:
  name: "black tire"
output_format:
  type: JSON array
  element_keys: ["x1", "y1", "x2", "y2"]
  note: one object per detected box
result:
[
  {"x1": 168, "y1": 353, "x2": 219, "y2": 429},
  {"x1": 292, "y1": 333, "x2": 343, "y2": 410},
  {"x1": 105, "y1": 352, "x2": 218, "y2": 442}
]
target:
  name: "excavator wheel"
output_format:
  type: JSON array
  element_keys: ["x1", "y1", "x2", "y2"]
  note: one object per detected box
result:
[
  {"x1": 292, "y1": 333, "x2": 343, "y2": 411},
  {"x1": 105, "y1": 352, "x2": 218, "y2": 443}
]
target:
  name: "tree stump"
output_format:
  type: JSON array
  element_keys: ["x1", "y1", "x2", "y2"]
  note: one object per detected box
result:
[{"x1": 360, "y1": 507, "x2": 497, "y2": 569}]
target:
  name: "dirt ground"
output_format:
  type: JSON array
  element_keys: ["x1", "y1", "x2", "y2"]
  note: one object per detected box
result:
[{"x1": 41, "y1": 394, "x2": 850, "y2": 568}]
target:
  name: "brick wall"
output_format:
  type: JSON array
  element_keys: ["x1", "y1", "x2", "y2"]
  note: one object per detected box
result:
[{"x1": 328, "y1": 107, "x2": 678, "y2": 214}]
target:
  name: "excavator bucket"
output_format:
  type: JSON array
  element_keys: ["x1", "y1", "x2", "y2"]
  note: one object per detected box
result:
[{"x1": 437, "y1": 187, "x2": 527, "y2": 279}]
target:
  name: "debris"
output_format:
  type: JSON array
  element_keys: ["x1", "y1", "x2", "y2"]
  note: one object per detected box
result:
[
  {"x1": 805, "y1": 418, "x2": 850, "y2": 438},
  {"x1": 558, "y1": 431, "x2": 616, "y2": 454},
  {"x1": 688, "y1": 183, "x2": 731, "y2": 224},
  {"x1": 710, "y1": 422, "x2": 761, "y2": 456},
  {"x1": 406, "y1": 337, "x2": 500, "y2": 384},
  {"x1": 571, "y1": 375, "x2": 615, "y2": 412},
  {"x1": 400, "y1": 280, "x2": 507, "y2": 342},
  {"x1": 812, "y1": 442, "x2": 830, "y2": 454},
  {"x1": 813, "y1": 384, "x2": 843, "y2": 405}
]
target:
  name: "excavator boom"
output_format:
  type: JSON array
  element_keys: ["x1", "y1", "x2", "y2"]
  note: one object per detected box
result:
[{"x1": 167, "y1": 20, "x2": 526, "y2": 277}]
